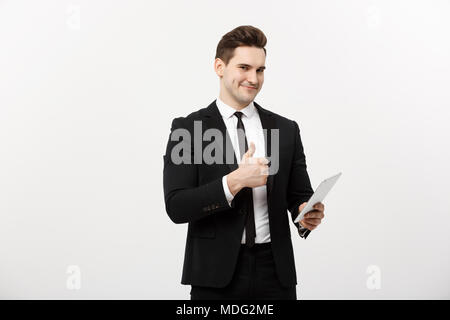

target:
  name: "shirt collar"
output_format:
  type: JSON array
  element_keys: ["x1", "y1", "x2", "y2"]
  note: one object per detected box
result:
[{"x1": 216, "y1": 96, "x2": 256, "y2": 120}]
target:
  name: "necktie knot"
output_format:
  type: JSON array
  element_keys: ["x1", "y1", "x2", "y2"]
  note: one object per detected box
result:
[{"x1": 234, "y1": 111, "x2": 244, "y2": 120}]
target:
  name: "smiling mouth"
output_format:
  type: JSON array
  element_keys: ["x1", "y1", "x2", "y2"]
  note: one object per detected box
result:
[{"x1": 241, "y1": 85, "x2": 257, "y2": 90}]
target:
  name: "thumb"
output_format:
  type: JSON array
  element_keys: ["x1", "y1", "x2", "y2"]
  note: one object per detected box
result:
[
  {"x1": 299, "y1": 202, "x2": 307, "y2": 212},
  {"x1": 242, "y1": 142, "x2": 256, "y2": 160}
]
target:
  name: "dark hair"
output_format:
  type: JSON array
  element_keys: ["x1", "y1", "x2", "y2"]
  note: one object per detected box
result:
[{"x1": 215, "y1": 25, "x2": 267, "y2": 65}]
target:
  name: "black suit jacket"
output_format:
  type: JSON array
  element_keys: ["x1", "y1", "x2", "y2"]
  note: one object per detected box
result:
[{"x1": 163, "y1": 100, "x2": 314, "y2": 288}]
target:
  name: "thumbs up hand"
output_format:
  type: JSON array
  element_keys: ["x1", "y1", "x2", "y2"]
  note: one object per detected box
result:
[{"x1": 226, "y1": 142, "x2": 269, "y2": 196}]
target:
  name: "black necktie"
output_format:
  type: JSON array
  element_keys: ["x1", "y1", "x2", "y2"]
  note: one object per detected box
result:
[{"x1": 234, "y1": 111, "x2": 256, "y2": 247}]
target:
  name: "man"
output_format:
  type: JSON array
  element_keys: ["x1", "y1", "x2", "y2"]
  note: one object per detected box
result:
[{"x1": 163, "y1": 25, "x2": 325, "y2": 300}]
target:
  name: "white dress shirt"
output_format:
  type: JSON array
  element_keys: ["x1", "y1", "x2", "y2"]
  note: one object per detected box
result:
[{"x1": 216, "y1": 97, "x2": 271, "y2": 244}]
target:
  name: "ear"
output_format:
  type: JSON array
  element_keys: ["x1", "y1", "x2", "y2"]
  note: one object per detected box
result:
[{"x1": 214, "y1": 58, "x2": 224, "y2": 77}]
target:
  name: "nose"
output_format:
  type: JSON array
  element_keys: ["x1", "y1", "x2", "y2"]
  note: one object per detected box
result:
[{"x1": 247, "y1": 71, "x2": 258, "y2": 87}]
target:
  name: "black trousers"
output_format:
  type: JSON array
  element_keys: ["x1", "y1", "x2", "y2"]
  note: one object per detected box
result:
[{"x1": 190, "y1": 242, "x2": 297, "y2": 300}]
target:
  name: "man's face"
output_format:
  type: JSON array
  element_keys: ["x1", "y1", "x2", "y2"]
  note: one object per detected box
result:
[{"x1": 215, "y1": 46, "x2": 266, "y2": 108}]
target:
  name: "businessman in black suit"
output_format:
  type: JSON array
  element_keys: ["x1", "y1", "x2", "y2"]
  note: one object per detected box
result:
[{"x1": 163, "y1": 26, "x2": 325, "y2": 300}]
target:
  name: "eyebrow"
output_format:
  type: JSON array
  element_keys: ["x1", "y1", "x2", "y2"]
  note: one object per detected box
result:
[{"x1": 237, "y1": 64, "x2": 266, "y2": 70}]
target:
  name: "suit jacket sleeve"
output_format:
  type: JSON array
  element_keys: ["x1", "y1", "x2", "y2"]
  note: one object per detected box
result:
[
  {"x1": 163, "y1": 117, "x2": 230, "y2": 224},
  {"x1": 286, "y1": 120, "x2": 314, "y2": 239}
]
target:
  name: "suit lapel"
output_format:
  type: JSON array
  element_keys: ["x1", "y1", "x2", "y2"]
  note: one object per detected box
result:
[{"x1": 201, "y1": 100, "x2": 238, "y2": 173}]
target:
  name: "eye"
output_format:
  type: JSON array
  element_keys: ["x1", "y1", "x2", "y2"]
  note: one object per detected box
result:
[{"x1": 240, "y1": 66, "x2": 248, "y2": 70}]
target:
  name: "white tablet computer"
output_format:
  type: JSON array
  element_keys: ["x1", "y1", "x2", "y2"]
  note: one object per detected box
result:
[{"x1": 294, "y1": 172, "x2": 342, "y2": 224}]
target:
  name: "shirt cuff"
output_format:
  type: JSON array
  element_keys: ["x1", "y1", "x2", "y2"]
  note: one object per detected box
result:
[
  {"x1": 222, "y1": 175, "x2": 234, "y2": 207},
  {"x1": 298, "y1": 225, "x2": 310, "y2": 238}
]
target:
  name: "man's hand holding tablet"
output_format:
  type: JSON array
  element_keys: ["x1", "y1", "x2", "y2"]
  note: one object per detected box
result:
[
  {"x1": 298, "y1": 202, "x2": 325, "y2": 231},
  {"x1": 295, "y1": 172, "x2": 342, "y2": 231}
]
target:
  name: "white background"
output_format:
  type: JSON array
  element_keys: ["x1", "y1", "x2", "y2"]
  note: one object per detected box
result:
[{"x1": 0, "y1": 0, "x2": 449, "y2": 299}]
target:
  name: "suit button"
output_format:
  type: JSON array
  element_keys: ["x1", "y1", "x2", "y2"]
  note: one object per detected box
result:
[{"x1": 239, "y1": 208, "x2": 246, "y2": 215}]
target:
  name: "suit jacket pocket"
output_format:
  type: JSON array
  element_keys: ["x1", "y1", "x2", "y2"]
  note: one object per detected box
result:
[{"x1": 189, "y1": 216, "x2": 216, "y2": 238}]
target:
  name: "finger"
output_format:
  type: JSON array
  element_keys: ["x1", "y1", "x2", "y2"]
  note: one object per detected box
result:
[
  {"x1": 313, "y1": 202, "x2": 324, "y2": 210},
  {"x1": 257, "y1": 157, "x2": 269, "y2": 165},
  {"x1": 298, "y1": 202, "x2": 307, "y2": 212},
  {"x1": 259, "y1": 166, "x2": 269, "y2": 176},
  {"x1": 304, "y1": 210, "x2": 319, "y2": 217},
  {"x1": 304, "y1": 211, "x2": 324, "y2": 219},
  {"x1": 306, "y1": 213, "x2": 324, "y2": 219},
  {"x1": 244, "y1": 142, "x2": 255, "y2": 158},
  {"x1": 300, "y1": 220, "x2": 316, "y2": 231},
  {"x1": 299, "y1": 219, "x2": 307, "y2": 228},
  {"x1": 304, "y1": 217, "x2": 322, "y2": 226}
]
